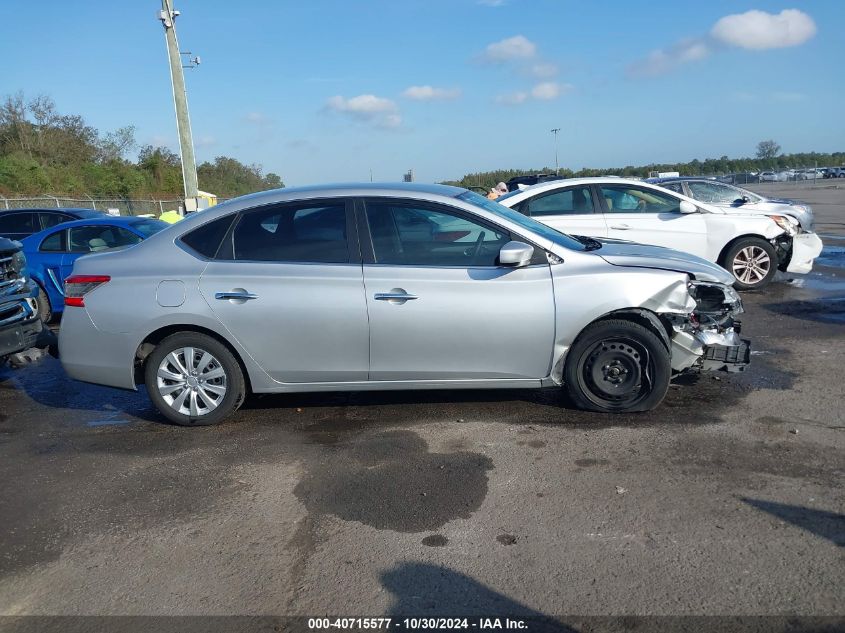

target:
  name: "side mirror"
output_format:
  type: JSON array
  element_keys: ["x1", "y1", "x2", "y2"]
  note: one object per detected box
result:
[
  {"x1": 740, "y1": 196, "x2": 751, "y2": 204},
  {"x1": 679, "y1": 200, "x2": 698, "y2": 214},
  {"x1": 499, "y1": 241, "x2": 534, "y2": 267}
]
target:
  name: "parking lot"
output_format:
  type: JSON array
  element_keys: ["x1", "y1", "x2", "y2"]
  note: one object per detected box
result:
[{"x1": 0, "y1": 183, "x2": 843, "y2": 622}]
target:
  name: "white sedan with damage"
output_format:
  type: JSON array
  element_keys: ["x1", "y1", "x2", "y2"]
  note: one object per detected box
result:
[{"x1": 498, "y1": 177, "x2": 823, "y2": 290}]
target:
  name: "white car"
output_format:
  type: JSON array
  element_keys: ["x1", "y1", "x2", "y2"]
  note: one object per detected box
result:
[{"x1": 497, "y1": 178, "x2": 823, "y2": 290}]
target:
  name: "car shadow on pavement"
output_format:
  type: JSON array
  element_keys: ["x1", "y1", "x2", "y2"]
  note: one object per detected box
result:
[
  {"x1": 381, "y1": 562, "x2": 575, "y2": 631},
  {"x1": 741, "y1": 498, "x2": 845, "y2": 547},
  {"x1": 0, "y1": 357, "x2": 161, "y2": 424}
]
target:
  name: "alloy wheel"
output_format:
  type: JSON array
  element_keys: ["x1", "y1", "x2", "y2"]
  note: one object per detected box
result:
[
  {"x1": 156, "y1": 346, "x2": 228, "y2": 417},
  {"x1": 732, "y1": 246, "x2": 771, "y2": 285}
]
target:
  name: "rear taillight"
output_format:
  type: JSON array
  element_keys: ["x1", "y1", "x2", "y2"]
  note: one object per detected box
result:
[{"x1": 64, "y1": 275, "x2": 111, "y2": 307}]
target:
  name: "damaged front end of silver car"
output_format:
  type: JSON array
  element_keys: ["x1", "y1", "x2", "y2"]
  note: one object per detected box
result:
[{"x1": 665, "y1": 281, "x2": 751, "y2": 374}]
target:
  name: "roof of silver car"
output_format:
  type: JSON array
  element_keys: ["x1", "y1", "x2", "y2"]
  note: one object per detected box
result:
[{"x1": 218, "y1": 182, "x2": 467, "y2": 208}]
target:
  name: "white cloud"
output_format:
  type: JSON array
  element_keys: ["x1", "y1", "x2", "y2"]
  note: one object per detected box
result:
[
  {"x1": 402, "y1": 85, "x2": 461, "y2": 101},
  {"x1": 326, "y1": 94, "x2": 402, "y2": 128},
  {"x1": 482, "y1": 35, "x2": 536, "y2": 62},
  {"x1": 628, "y1": 9, "x2": 816, "y2": 78},
  {"x1": 528, "y1": 62, "x2": 559, "y2": 79},
  {"x1": 495, "y1": 91, "x2": 529, "y2": 106},
  {"x1": 711, "y1": 9, "x2": 816, "y2": 50},
  {"x1": 496, "y1": 82, "x2": 573, "y2": 105},
  {"x1": 627, "y1": 37, "x2": 710, "y2": 78},
  {"x1": 531, "y1": 82, "x2": 571, "y2": 100}
]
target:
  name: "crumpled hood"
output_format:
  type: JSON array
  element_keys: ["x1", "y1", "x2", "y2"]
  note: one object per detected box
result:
[{"x1": 594, "y1": 238, "x2": 735, "y2": 284}]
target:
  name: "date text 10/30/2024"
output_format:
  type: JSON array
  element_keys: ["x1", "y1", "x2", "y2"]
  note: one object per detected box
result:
[{"x1": 307, "y1": 618, "x2": 529, "y2": 630}]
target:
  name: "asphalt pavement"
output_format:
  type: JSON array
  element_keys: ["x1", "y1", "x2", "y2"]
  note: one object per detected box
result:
[{"x1": 0, "y1": 184, "x2": 843, "y2": 626}]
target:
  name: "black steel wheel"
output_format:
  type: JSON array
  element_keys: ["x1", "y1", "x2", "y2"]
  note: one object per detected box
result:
[{"x1": 564, "y1": 319, "x2": 671, "y2": 413}]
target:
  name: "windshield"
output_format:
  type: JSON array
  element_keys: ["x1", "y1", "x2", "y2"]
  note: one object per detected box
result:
[
  {"x1": 455, "y1": 190, "x2": 589, "y2": 251},
  {"x1": 131, "y1": 219, "x2": 169, "y2": 237}
]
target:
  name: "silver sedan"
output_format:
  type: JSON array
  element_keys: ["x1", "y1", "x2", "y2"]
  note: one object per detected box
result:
[{"x1": 59, "y1": 183, "x2": 750, "y2": 426}]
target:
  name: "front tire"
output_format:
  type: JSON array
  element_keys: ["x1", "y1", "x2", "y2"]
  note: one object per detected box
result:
[
  {"x1": 144, "y1": 332, "x2": 246, "y2": 426},
  {"x1": 563, "y1": 319, "x2": 671, "y2": 413},
  {"x1": 35, "y1": 284, "x2": 52, "y2": 323},
  {"x1": 723, "y1": 238, "x2": 777, "y2": 290}
]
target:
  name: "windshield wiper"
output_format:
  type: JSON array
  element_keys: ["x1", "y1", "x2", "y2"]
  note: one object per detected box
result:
[{"x1": 574, "y1": 235, "x2": 602, "y2": 251}]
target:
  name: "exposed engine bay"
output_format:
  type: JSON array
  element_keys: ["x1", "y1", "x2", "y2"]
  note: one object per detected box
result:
[{"x1": 666, "y1": 281, "x2": 751, "y2": 373}]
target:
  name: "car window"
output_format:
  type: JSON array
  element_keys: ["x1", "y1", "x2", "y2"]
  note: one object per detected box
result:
[
  {"x1": 660, "y1": 182, "x2": 685, "y2": 194},
  {"x1": 40, "y1": 230, "x2": 66, "y2": 252},
  {"x1": 524, "y1": 186, "x2": 594, "y2": 217},
  {"x1": 232, "y1": 203, "x2": 349, "y2": 263},
  {"x1": 181, "y1": 214, "x2": 236, "y2": 258},
  {"x1": 366, "y1": 201, "x2": 510, "y2": 267},
  {"x1": 69, "y1": 225, "x2": 143, "y2": 253},
  {"x1": 600, "y1": 185, "x2": 682, "y2": 214},
  {"x1": 131, "y1": 219, "x2": 168, "y2": 237},
  {"x1": 39, "y1": 213, "x2": 74, "y2": 230},
  {"x1": 688, "y1": 182, "x2": 744, "y2": 205},
  {"x1": 0, "y1": 212, "x2": 37, "y2": 235},
  {"x1": 456, "y1": 190, "x2": 589, "y2": 252}
]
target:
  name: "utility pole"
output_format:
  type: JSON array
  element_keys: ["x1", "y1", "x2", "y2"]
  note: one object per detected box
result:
[
  {"x1": 550, "y1": 128, "x2": 560, "y2": 175},
  {"x1": 158, "y1": 0, "x2": 198, "y2": 209}
]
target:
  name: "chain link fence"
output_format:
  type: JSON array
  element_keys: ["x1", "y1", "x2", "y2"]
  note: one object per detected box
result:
[{"x1": 0, "y1": 195, "x2": 231, "y2": 217}]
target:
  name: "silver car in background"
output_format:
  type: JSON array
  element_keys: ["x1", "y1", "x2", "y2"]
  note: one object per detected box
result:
[
  {"x1": 59, "y1": 184, "x2": 750, "y2": 426},
  {"x1": 648, "y1": 177, "x2": 816, "y2": 231}
]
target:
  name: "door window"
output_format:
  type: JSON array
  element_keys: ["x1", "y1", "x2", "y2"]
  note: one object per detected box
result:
[
  {"x1": 365, "y1": 202, "x2": 510, "y2": 266},
  {"x1": 0, "y1": 212, "x2": 36, "y2": 235},
  {"x1": 69, "y1": 226, "x2": 143, "y2": 252},
  {"x1": 232, "y1": 203, "x2": 349, "y2": 263},
  {"x1": 524, "y1": 186, "x2": 594, "y2": 216},
  {"x1": 600, "y1": 185, "x2": 682, "y2": 214},
  {"x1": 39, "y1": 213, "x2": 74, "y2": 229}
]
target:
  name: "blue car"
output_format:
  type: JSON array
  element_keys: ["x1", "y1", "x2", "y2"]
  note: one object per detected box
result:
[{"x1": 21, "y1": 216, "x2": 168, "y2": 321}]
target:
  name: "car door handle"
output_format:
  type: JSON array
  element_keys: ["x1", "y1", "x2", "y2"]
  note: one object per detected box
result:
[
  {"x1": 609, "y1": 223, "x2": 631, "y2": 230},
  {"x1": 215, "y1": 291, "x2": 258, "y2": 301},
  {"x1": 374, "y1": 289, "x2": 418, "y2": 304}
]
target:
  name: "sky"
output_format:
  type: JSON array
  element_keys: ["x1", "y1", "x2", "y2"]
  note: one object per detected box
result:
[{"x1": 2, "y1": 1, "x2": 844, "y2": 186}]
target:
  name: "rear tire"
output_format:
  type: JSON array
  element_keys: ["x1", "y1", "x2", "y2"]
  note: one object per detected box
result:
[
  {"x1": 723, "y1": 237, "x2": 777, "y2": 290},
  {"x1": 144, "y1": 332, "x2": 246, "y2": 426},
  {"x1": 564, "y1": 319, "x2": 671, "y2": 413}
]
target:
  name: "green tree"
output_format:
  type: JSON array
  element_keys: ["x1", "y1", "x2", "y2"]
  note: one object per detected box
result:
[
  {"x1": 756, "y1": 140, "x2": 781, "y2": 160},
  {"x1": 197, "y1": 156, "x2": 284, "y2": 197}
]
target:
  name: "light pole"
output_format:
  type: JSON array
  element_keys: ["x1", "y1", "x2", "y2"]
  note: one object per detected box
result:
[
  {"x1": 550, "y1": 128, "x2": 560, "y2": 175},
  {"x1": 158, "y1": 0, "x2": 199, "y2": 210}
]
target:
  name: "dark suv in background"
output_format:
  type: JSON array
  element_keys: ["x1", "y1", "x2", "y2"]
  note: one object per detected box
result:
[
  {"x1": 0, "y1": 236, "x2": 41, "y2": 363},
  {"x1": 0, "y1": 208, "x2": 105, "y2": 240}
]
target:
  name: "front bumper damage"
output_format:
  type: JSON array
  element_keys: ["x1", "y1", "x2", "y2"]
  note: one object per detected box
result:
[
  {"x1": 785, "y1": 232, "x2": 824, "y2": 275},
  {"x1": 668, "y1": 282, "x2": 751, "y2": 374},
  {"x1": 773, "y1": 231, "x2": 824, "y2": 275}
]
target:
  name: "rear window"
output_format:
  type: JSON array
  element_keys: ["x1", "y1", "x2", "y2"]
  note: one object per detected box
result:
[
  {"x1": 180, "y1": 215, "x2": 236, "y2": 258},
  {"x1": 131, "y1": 219, "x2": 168, "y2": 237}
]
